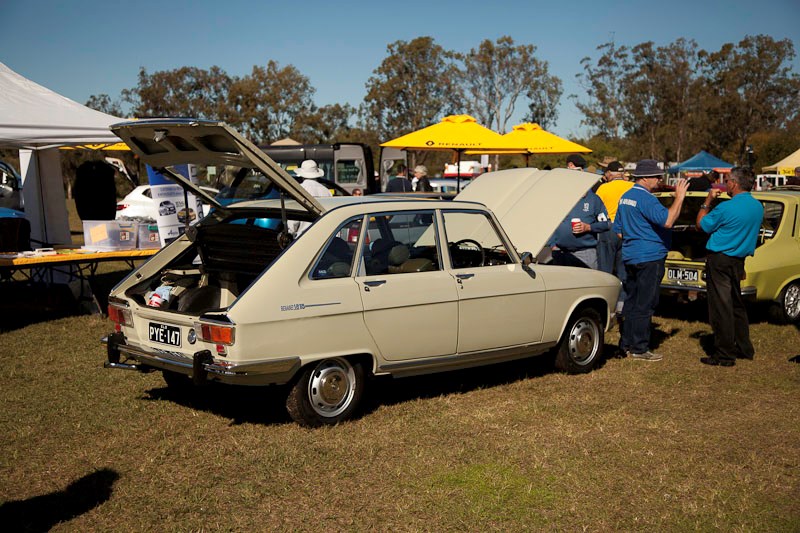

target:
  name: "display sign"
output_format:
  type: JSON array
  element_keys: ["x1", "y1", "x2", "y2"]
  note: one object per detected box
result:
[{"x1": 146, "y1": 164, "x2": 204, "y2": 246}]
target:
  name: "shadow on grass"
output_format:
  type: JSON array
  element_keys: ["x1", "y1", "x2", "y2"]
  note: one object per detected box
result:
[
  {"x1": 142, "y1": 381, "x2": 293, "y2": 426},
  {"x1": 689, "y1": 331, "x2": 716, "y2": 355},
  {"x1": 140, "y1": 349, "x2": 614, "y2": 426},
  {"x1": 0, "y1": 271, "x2": 129, "y2": 332},
  {"x1": 0, "y1": 468, "x2": 119, "y2": 532}
]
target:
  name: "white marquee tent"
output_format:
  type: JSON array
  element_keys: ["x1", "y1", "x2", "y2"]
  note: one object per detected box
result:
[{"x1": 0, "y1": 62, "x2": 122, "y2": 244}]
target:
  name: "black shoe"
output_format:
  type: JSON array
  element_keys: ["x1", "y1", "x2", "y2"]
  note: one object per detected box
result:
[
  {"x1": 701, "y1": 357, "x2": 735, "y2": 367},
  {"x1": 736, "y1": 353, "x2": 754, "y2": 360}
]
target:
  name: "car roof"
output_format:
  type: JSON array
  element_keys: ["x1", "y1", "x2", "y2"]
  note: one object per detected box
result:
[{"x1": 233, "y1": 195, "x2": 485, "y2": 211}]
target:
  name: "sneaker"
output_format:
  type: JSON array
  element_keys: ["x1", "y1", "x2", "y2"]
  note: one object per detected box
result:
[{"x1": 630, "y1": 350, "x2": 663, "y2": 361}]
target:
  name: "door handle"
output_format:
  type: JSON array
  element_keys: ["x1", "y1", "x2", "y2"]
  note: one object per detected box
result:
[
  {"x1": 456, "y1": 273, "x2": 475, "y2": 280},
  {"x1": 363, "y1": 280, "x2": 386, "y2": 291}
]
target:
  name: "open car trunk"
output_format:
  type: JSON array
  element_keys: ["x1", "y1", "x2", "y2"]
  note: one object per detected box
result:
[{"x1": 118, "y1": 208, "x2": 302, "y2": 314}]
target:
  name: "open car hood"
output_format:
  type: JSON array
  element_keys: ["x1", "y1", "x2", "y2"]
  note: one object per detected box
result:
[
  {"x1": 455, "y1": 168, "x2": 600, "y2": 254},
  {"x1": 111, "y1": 119, "x2": 325, "y2": 217}
]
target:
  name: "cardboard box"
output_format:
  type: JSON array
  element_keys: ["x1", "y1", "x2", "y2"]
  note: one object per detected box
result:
[
  {"x1": 137, "y1": 223, "x2": 161, "y2": 249},
  {"x1": 82, "y1": 220, "x2": 137, "y2": 251}
]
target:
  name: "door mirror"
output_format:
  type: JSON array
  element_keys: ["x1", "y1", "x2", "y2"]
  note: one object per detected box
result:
[{"x1": 520, "y1": 251, "x2": 534, "y2": 267}]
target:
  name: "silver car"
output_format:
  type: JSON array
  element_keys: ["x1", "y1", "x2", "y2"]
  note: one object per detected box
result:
[{"x1": 104, "y1": 119, "x2": 620, "y2": 427}]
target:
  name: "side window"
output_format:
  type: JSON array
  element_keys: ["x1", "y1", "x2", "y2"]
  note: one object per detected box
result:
[
  {"x1": 311, "y1": 217, "x2": 362, "y2": 279},
  {"x1": 361, "y1": 211, "x2": 440, "y2": 275},
  {"x1": 760, "y1": 201, "x2": 784, "y2": 241},
  {"x1": 442, "y1": 211, "x2": 513, "y2": 269},
  {"x1": 336, "y1": 159, "x2": 362, "y2": 184}
]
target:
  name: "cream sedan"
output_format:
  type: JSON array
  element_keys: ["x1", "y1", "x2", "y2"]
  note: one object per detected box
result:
[{"x1": 104, "y1": 119, "x2": 620, "y2": 427}]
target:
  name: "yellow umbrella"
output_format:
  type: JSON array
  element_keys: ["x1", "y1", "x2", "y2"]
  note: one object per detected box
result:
[
  {"x1": 504, "y1": 122, "x2": 591, "y2": 154},
  {"x1": 381, "y1": 114, "x2": 525, "y2": 189},
  {"x1": 466, "y1": 122, "x2": 591, "y2": 165}
]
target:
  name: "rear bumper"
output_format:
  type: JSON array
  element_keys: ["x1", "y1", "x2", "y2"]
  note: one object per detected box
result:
[
  {"x1": 102, "y1": 333, "x2": 301, "y2": 386},
  {"x1": 660, "y1": 284, "x2": 757, "y2": 298}
]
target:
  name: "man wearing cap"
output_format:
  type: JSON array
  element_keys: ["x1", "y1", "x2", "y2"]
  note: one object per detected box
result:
[
  {"x1": 289, "y1": 159, "x2": 331, "y2": 237},
  {"x1": 613, "y1": 160, "x2": 690, "y2": 361},
  {"x1": 695, "y1": 166, "x2": 763, "y2": 367},
  {"x1": 566, "y1": 154, "x2": 587, "y2": 171},
  {"x1": 596, "y1": 161, "x2": 633, "y2": 311}
]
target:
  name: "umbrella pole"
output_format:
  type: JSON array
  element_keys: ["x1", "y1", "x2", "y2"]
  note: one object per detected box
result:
[{"x1": 456, "y1": 149, "x2": 462, "y2": 192}]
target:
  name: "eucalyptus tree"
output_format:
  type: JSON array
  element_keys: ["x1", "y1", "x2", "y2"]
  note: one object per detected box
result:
[
  {"x1": 462, "y1": 36, "x2": 558, "y2": 133},
  {"x1": 361, "y1": 36, "x2": 462, "y2": 140}
]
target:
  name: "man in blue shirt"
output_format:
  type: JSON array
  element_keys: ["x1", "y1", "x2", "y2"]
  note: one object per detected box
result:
[
  {"x1": 548, "y1": 189, "x2": 609, "y2": 269},
  {"x1": 696, "y1": 166, "x2": 764, "y2": 367},
  {"x1": 613, "y1": 160, "x2": 689, "y2": 361}
]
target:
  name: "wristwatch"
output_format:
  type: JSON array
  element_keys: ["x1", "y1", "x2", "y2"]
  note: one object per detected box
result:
[{"x1": 700, "y1": 204, "x2": 710, "y2": 210}]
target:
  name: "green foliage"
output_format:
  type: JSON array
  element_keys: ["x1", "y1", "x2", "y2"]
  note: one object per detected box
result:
[
  {"x1": 462, "y1": 36, "x2": 559, "y2": 134},
  {"x1": 360, "y1": 36, "x2": 463, "y2": 140},
  {"x1": 575, "y1": 35, "x2": 800, "y2": 165}
]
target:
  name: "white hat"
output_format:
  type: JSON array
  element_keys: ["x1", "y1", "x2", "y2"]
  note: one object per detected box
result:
[{"x1": 295, "y1": 159, "x2": 324, "y2": 179}]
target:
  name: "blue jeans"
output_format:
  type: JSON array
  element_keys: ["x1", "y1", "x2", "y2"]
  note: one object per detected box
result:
[
  {"x1": 620, "y1": 259, "x2": 664, "y2": 354},
  {"x1": 597, "y1": 231, "x2": 627, "y2": 304}
]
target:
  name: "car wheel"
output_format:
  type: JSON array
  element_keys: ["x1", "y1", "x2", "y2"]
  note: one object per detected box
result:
[
  {"x1": 776, "y1": 281, "x2": 800, "y2": 323},
  {"x1": 285, "y1": 358, "x2": 365, "y2": 427},
  {"x1": 554, "y1": 308, "x2": 603, "y2": 374}
]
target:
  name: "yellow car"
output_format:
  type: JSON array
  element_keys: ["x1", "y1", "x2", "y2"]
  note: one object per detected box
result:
[{"x1": 656, "y1": 189, "x2": 800, "y2": 322}]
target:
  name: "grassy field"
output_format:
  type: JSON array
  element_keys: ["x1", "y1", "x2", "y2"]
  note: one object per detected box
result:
[{"x1": 0, "y1": 299, "x2": 798, "y2": 531}]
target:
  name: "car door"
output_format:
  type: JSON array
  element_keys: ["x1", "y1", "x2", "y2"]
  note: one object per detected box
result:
[
  {"x1": 441, "y1": 209, "x2": 546, "y2": 354},
  {"x1": 356, "y1": 209, "x2": 459, "y2": 361}
]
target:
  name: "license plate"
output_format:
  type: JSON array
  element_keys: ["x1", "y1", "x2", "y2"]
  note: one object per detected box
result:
[
  {"x1": 149, "y1": 322, "x2": 181, "y2": 347},
  {"x1": 667, "y1": 267, "x2": 699, "y2": 282}
]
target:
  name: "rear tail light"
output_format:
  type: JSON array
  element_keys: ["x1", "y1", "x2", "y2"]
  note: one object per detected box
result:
[
  {"x1": 116, "y1": 203, "x2": 129, "y2": 211},
  {"x1": 194, "y1": 322, "x2": 235, "y2": 346},
  {"x1": 108, "y1": 303, "x2": 132, "y2": 327}
]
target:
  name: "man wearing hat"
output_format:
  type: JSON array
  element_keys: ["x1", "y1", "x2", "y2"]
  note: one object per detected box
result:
[
  {"x1": 596, "y1": 161, "x2": 633, "y2": 310},
  {"x1": 612, "y1": 160, "x2": 690, "y2": 361},
  {"x1": 289, "y1": 159, "x2": 331, "y2": 237}
]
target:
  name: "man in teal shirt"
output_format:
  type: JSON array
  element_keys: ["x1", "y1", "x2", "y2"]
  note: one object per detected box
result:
[{"x1": 696, "y1": 166, "x2": 764, "y2": 367}]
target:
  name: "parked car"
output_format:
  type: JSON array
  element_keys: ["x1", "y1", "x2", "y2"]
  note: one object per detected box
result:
[
  {"x1": 103, "y1": 119, "x2": 620, "y2": 427},
  {"x1": 116, "y1": 185, "x2": 218, "y2": 220},
  {"x1": 655, "y1": 189, "x2": 800, "y2": 322}
]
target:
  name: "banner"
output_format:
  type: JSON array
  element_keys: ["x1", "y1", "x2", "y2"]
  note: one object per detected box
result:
[{"x1": 146, "y1": 164, "x2": 204, "y2": 246}]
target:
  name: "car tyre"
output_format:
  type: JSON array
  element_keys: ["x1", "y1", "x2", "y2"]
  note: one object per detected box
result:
[
  {"x1": 554, "y1": 308, "x2": 603, "y2": 374},
  {"x1": 286, "y1": 358, "x2": 365, "y2": 427},
  {"x1": 775, "y1": 281, "x2": 800, "y2": 324}
]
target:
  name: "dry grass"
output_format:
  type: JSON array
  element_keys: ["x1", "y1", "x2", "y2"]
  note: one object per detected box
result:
[{"x1": 0, "y1": 306, "x2": 798, "y2": 531}]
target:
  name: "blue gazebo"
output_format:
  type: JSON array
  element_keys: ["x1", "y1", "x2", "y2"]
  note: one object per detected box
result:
[{"x1": 668, "y1": 150, "x2": 733, "y2": 174}]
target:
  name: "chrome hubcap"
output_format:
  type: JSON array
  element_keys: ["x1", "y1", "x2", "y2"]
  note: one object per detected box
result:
[
  {"x1": 308, "y1": 358, "x2": 356, "y2": 417},
  {"x1": 568, "y1": 318, "x2": 599, "y2": 365},
  {"x1": 785, "y1": 284, "x2": 800, "y2": 319}
]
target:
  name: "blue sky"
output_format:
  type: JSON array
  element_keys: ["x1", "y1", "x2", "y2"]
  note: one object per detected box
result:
[{"x1": 2, "y1": 0, "x2": 798, "y2": 139}]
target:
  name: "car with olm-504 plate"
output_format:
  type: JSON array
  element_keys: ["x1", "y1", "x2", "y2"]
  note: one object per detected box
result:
[
  {"x1": 656, "y1": 189, "x2": 800, "y2": 323},
  {"x1": 103, "y1": 119, "x2": 621, "y2": 427}
]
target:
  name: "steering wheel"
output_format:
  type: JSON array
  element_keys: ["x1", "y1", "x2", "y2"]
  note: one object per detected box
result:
[{"x1": 450, "y1": 239, "x2": 485, "y2": 268}]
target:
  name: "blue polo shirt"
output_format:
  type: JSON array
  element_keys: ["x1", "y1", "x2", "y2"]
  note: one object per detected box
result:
[
  {"x1": 700, "y1": 192, "x2": 763, "y2": 258},
  {"x1": 612, "y1": 184, "x2": 670, "y2": 264}
]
